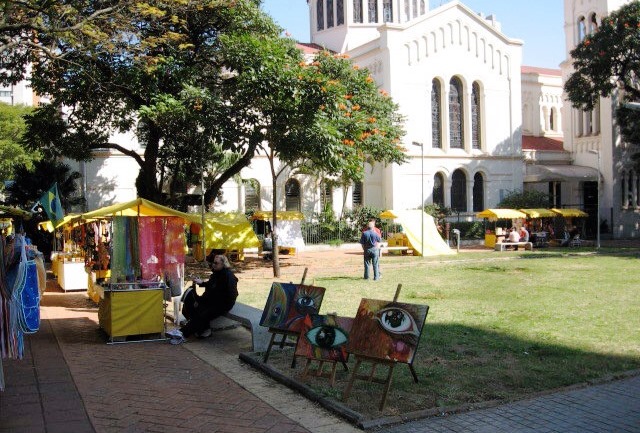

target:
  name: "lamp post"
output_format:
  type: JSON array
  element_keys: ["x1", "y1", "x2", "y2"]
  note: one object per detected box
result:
[
  {"x1": 588, "y1": 149, "x2": 601, "y2": 249},
  {"x1": 412, "y1": 141, "x2": 424, "y2": 255}
]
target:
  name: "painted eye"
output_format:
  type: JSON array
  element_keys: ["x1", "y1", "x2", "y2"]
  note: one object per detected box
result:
[
  {"x1": 305, "y1": 325, "x2": 348, "y2": 349},
  {"x1": 375, "y1": 307, "x2": 419, "y2": 337},
  {"x1": 296, "y1": 296, "x2": 315, "y2": 311},
  {"x1": 269, "y1": 305, "x2": 282, "y2": 321}
]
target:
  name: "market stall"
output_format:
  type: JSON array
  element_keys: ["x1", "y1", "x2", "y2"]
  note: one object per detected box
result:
[
  {"x1": 188, "y1": 212, "x2": 261, "y2": 261},
  {"x1": 71, "y1": 198, "x2": 190, "y2": 342},
  {"x1": 251, "y1": 211, "x2": 305, "y2": 255},
  {"x1": 519, "y1": 208, "x2": 557, "y2": 247},
  {"x1": 476, "y1": 209, "x2": 527, "y2": 248}
]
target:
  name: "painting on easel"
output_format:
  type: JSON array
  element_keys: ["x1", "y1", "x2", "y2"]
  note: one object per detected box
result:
[
  {"x1": 346, "y1": 299, "x2": 429, "y2": 364},
  {"x1": 295, "y1": 314, "x2": 353, "y2": 362},
  {"x1": 259, "y1": 282, "x2": 325, "y2": 332}
]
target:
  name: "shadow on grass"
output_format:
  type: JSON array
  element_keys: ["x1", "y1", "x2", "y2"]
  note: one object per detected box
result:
[{"x1": 247, "y1": 322, "x2": 640, "y2": 426}]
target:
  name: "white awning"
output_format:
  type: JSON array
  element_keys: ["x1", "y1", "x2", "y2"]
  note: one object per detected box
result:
[{"x1": 524, "y1": 164, "x2": 599, "y2": 182}]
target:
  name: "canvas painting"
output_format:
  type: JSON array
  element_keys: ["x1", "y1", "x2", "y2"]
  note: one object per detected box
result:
[
  {"x1": 295, "y1": 314, "x2": 353, "y2": 363},
  {"x1": 346, "y1": 299, "x2": 429, "y2": 364},
  {"x1": 259, "y1": 282, "x2": 325, "y2": 332}
]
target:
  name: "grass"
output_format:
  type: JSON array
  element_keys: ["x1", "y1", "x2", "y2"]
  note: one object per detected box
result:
[{"x1": 222, "y1": 249, "x2": 640, "y2": 418}]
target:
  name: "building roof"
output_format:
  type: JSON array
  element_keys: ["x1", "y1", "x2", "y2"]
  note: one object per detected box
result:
[
  {"x1": 521, "y1": 66, "x2": 561, "y2": 76},
  {"x1": 522, "y1": 135, "x2": 565, "y2": 151},
  {"x1": 295, "y1": 42, "x2": 325, "y2": 54}
]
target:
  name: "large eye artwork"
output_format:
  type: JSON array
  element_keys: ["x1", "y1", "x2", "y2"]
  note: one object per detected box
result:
[
  {"x1": 306, "y1": 325, "x2": 348, "y2": 349},
  {"x1": 375, "y1": 305, "x2": 420, "y2": 343}
]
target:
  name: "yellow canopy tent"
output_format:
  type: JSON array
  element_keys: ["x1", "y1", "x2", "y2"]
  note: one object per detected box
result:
[
  {"x1": 38, "y1": 213, "x2": 81, "y2": 232},
  {"x1": 79, "y1": 198, "x2": 191, "y2": 220},
  {"x1": 251, "y1": 210, "x2": 304, "y2": 221},
  {"x1": 380, "y1": 209, "x2": 454, "y2": 257},
  {"x1": 519, "y1": 208, "x2": 557, "y2": 218},
  {"x1": 187, "y1": 212, "x2": 260, "y2": 259},
  {"x1": 551, "y1": 208, "x2": 588, "y2": 218},
  {"x1": 250, "y1": 211, "x2": 305, "y2": 254},
  {"x1": 476, "y1": 209, "x2": 527, "y2": 221}
]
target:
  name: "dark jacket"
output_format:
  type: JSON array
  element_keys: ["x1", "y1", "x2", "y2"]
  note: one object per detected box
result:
[{"x1": 198, "y1": 268, "x2": 239, "y2": 311}]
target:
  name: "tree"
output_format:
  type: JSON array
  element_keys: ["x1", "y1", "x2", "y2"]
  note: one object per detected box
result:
[
  {"x1": 7, "y1": 1, "x2": 293, "y2": 204},
  {"x1": 564, "y1": 1, "x2": 640, "y2": 168},
  {"x1": 0, "y1": 102, "x2": 39, "y2": 184},
  {"x1": 497, "y1": 190, "x2": 550, "y2": 209},
  {"x1": 254, "y1": 50, "x2": 406, "y2": 276}
]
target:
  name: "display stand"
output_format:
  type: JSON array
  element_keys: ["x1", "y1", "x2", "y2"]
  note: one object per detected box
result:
[
  {"x1": 300, "y1": 358, "x2": 349, "y2": 387},
  {"x1": 98, "y1": 282, "x2": 167, "y2": 344},
  {"x1": 57, "y1": 260, "x2": 88, "y2": 291}
]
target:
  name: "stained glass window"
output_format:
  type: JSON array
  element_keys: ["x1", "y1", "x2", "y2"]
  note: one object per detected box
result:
[
  {"x1": 449, "y1": 77, "x2": 463, "y2": 149},
  {"x1": 353, "y1": 0, "x2": 363, "y2": 23},
  {"x1": 471, "y1": 82, "x2": 481, "y2": 149},
  {"x1": 327, "y1": 0, "x2": 334, "y2": 28},
  {"x1": 368, "y1": 0, "x2": 378, "y2": 23},
  {"x1": 451, "y1": 169, "x2": 467, "y2": 212},
  {"x1": 337, "y1": 0, "x2": 344, "y2": 25},
  {"x1": 317, "y1": 0, "x2": 325, "y2": 30},
  {"x1": 383, "y1": 0, "x2": 393, "y2": 22},
  {"x1": 432, "y1": 79, "x2": 442, "y2": 148}
]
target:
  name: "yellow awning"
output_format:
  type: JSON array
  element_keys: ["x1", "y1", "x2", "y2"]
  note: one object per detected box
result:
[
  {"x1": 519, "y1": 208, "x2": 557, "y2": 218},
  {"x1": 38, "y1": 213, "x2": 81, "y2": 232},
  {"x1": 379, "y1": 210, "x2": 398, "y2": 219},
  {"x1": 79, "y1": 198, "x2": 191, "y2": 220},
  {"x1": 187, "y1": 212, "x2": 261, "y2": 250},
  {"x1": 476, "y1": 209, "x2": 527, "y2": 220},
  {"x1": 551, "y1": 208, "x2": 588, "y2": 218},
  {"x1": 251, "y1": 211, "x2": 304, "y2": 221}
]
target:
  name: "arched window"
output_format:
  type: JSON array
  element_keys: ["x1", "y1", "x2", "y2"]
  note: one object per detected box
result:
[
  {"x1": 589, "y1": 13, "x2": 598, "y2": 33},
  {"x1": 353, "y1": 0, "x2": 363, "y2": 23},
  {"x1": 245, "y1": 179, "x2": 261, "y2": 211},
  {"x1": 337, "y1": 0, "x2": 344, "y2": 25},
  {"x1": 326, "y1": 0, "x2": 334, "y2": 28},
  {"x1": 403, "y1": 0, "x2": 410, "y2": 22},
  {"x1": 451, "y1": 169, "x2": 467, "y2": 212},
  {"x1": 471, "y1": 81, "x2": 481, "y2": 149},
  {"x1": 383, "y1": 0, "x2": 393, "y2": 22},
  {"x1": 317, "y1": 0, "x2": 325, "y2": 30},
  {"x1": 285, "y1": 179, "x2": 301, "y2": 211},
  {"x1": 550, "y1": 107, "x2": 556, "y2": 131},
  {"x1": 368, "y1": 0, "x2": 378, "y2": 23},
  {"x1": 321, "y1": 182, "x2": 333, "y2": 209},
  {"x1": 578, "y1": 16, "x2": 586, "y2": 42},
  {"x1": 433, "y1": 173, "x2": 444, "y2": 207},
  {"x1": 420, "y1": 0, "x2": 425, "y2": 15},
  {"x1": 449, "y1": 77, "x2": 464, "y2": 149},
  {"x1": 352, "y1": 181, "x2": 363, "y2": 206},
  {"x1": 431, "y1": 79, "x2": 442, "y2": 148},
  {"x1": 472, "y1": 173, "x2": 484, "y2": 212},
  {"x1": 412, "y1": 0, "x2": 417, "y2": 18}
]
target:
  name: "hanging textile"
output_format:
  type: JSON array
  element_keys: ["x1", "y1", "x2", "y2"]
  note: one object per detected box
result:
[
  {"x1": 162, "y1": 217, "x2": 185, "y2": 299},
  {"x1": 138, "y1": 217, "x2": 165, "y2": 281},
  {"x1": 111, "y1": 217, "x2": 140, "y2": 283}
]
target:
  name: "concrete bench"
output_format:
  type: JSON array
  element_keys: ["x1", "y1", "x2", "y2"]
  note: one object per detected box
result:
[
  {"x1": 494, "y1": 242, "x2": 533, "y2": 251},
  {"x1": 209, "y1": 302, "x2": 271, "y2": 353}
]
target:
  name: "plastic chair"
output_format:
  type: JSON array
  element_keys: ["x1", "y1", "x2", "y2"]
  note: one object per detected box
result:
[{"x1": 570, "y1": 235, "x2": 582, "y2": 247}]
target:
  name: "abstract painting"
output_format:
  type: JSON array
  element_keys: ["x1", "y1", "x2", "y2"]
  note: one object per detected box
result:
[
  {"x1": 346, "y1": 299, "x2": 429, "y2": 364},
  {"x1": 295, "y1": 314, "x2": 353, "y2": 363},
  {"x1": 259, "y1": 283, "x2": 325, "y2": 332}
]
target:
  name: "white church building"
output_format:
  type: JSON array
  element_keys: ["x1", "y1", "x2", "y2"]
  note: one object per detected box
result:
[{"x1": 5, "y1": 0, "x2": 639, "y2": 238}]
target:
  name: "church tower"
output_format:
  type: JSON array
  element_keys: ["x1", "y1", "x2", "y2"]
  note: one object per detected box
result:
[
  {"x1": 561, "y1": 0, "x2": 637, "y2": 238},
  {"x1": 308, "y1": 0, "x2": 429, "y2": 52}
]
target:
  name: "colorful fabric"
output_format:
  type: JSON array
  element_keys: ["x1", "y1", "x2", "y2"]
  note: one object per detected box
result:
[{"x1": 110, "y1": 217, "x2": 140, "y2": 283}]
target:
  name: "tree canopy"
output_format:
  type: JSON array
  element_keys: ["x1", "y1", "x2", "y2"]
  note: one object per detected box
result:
[
  {"x1": 564, "y1": 1, "x2": 640, "y2": 167},
  {"x1": 0, "y1": 102, "x2": 39, "y2": 184},
  {"x1": 497, "y1": 190, "x2": 550, "y2": 209}
]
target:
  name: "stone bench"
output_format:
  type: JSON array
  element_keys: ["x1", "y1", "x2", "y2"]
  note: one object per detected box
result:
[
  {"x1": 209, "y1": 302, "x2": 271, "y2": 353},
  {"x1": 494, "y1": 241, "x2": 533, "y2": 252}
]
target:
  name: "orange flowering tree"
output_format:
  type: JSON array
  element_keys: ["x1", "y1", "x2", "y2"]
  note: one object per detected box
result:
[{"x1": 564, "y1": 1, "x2": 640, "y2": 167}]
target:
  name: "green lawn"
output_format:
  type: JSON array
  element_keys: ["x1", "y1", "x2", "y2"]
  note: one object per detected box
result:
[{"x1": 234, "y1": 250, "x2": 640, "y2": 417}]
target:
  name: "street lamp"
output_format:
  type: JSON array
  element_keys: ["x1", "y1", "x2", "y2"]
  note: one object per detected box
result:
[
  {"x1": 412, "y1": 141, "x2": 424, "y2": 255},
  {"x1": 588, "y1": 149, "x2": 601, "y2": 249}
]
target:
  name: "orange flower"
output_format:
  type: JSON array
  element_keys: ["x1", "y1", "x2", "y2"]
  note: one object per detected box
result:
[
  {"x1": 344, "y1": 94, "x2": 353, "y2": 100},
  {"x1": 319, "y1": 105, "x2": 325, "y2": 110},
  {"x1": 338, "y1": 103, "x2": 347, "y2": 110},
  {"x1": 345, "y1": 112, "x2": 352, "y2": 117},
  {"x1": 321, "y1": 86, "x2": 326, "y2": 92},
  {"x1": 353, "y1": 104, "x2": 361, "y2": 111},
  {"x1": 366, "y1": 76, "x2": 374, "y2": 83},
  {"x1": 368, "y1": 117, "x2": 376, "y2": 123},
  {"x1": 353, "y1": 65, "x2": 360, "y2": 70},
  {"x1": 379, "y1": 89, "x2": 388, "y2": 96}
]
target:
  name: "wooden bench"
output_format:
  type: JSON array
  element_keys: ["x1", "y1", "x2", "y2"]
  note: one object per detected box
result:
[
  {"x1": 209, "y1": 303, "x2": 271, "y2": 353},
  {"x1": 494, "y1": 241, "x2": 533, "y2": 251}
]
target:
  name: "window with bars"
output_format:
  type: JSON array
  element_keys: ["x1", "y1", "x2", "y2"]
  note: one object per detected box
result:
[
  {"x1": 352, "y1": 181, "x2": 363, "y2": 206},
  {"x1": 244, "y1": 179, "x2": 261, "y2": 211},
  {"x1": 472, "y1": 172, "x2": 484, "y2": 212},
  {"x1": 451, "y1": 169, "x2": 467, "y2": 212},
  {"x1": 383, "y1": 0, "x2": 393, "y2": 22},
  {"x1": 449, "y1": 77, "x2": 464, "y2": 149},
  {"x1": 368, "y1": 0, "x2": 377, "y2": 23},
  {"x1": 432, "y1": 79, "x2": 442, "y2": 148},
  {"x1": 321, "y1": 182, "x2": 333, "y2": 209},
  {"x1": 317, "y1": 0, "x2": 324, "y2": 30},
  {"x1": 433, "y1": 173, "x2": 444, "y2": 207},
  {"x1": 471, "y1": 82, "x2": 481, "y2": 149},
  {"x1": 285, "y1": 179, "x2": 301, "y2": 211},
  {"x1": 353, "y1": 0, "x2": 363, "y2": 23},
  {"x1": 337, "y1": 0, "x2": 344, "y2": 25},
  {"x1": 327, "y1": 0, "x2": 334, "y2": 28}
]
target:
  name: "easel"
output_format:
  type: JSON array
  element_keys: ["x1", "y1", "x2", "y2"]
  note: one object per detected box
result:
[
  {"x1": 342, "y1": 284, "x2": 420, "y2": 411},
  {"x1": 262, "y1": 268, "x2": 308, "y2": 368}
]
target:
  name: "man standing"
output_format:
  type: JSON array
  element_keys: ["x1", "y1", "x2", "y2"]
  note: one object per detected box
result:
[{"x1": 360, "y1": 221, "x2": 381, "y2": 281}]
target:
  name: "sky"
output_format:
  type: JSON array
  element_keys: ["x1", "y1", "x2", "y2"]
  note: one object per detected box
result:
[{"x1": 261, "y1": 0, "x2": 565, "y2": 69}]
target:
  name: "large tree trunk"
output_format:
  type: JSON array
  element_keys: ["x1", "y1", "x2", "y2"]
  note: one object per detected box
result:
[
  {"x1": 269, "y1": 154, "x2": 280, "y2": 278},
  {"x1": 135, "y1": 122, "x2": 163, "y2": 203}
]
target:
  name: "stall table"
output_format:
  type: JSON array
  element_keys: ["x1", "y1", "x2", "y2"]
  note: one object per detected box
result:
[
  {"x1": 57, "y1": 260, "x2": 88, "y2": 291},
  {"x1": 97, "y1": 283, "x2": 166, "y2": 343}
]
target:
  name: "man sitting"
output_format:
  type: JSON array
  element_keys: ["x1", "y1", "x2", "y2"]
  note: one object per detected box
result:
[{"x1": 507, "y1": 227, "x2": 520, "y2": 250}]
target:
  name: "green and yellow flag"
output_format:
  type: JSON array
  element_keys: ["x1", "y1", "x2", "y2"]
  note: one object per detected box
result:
[{"x1": 39, "y1": 183, "x2": 64, "y2": 227}]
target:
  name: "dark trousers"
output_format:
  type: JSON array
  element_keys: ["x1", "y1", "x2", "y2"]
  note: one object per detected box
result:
[{"x1": 181, "y1": 290, "x2": 233, "y2": 337}]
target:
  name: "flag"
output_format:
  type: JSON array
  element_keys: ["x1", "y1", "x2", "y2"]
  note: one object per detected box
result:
[{"x1": 38, "y1": 183, "x2": 64, "y2": 227}]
